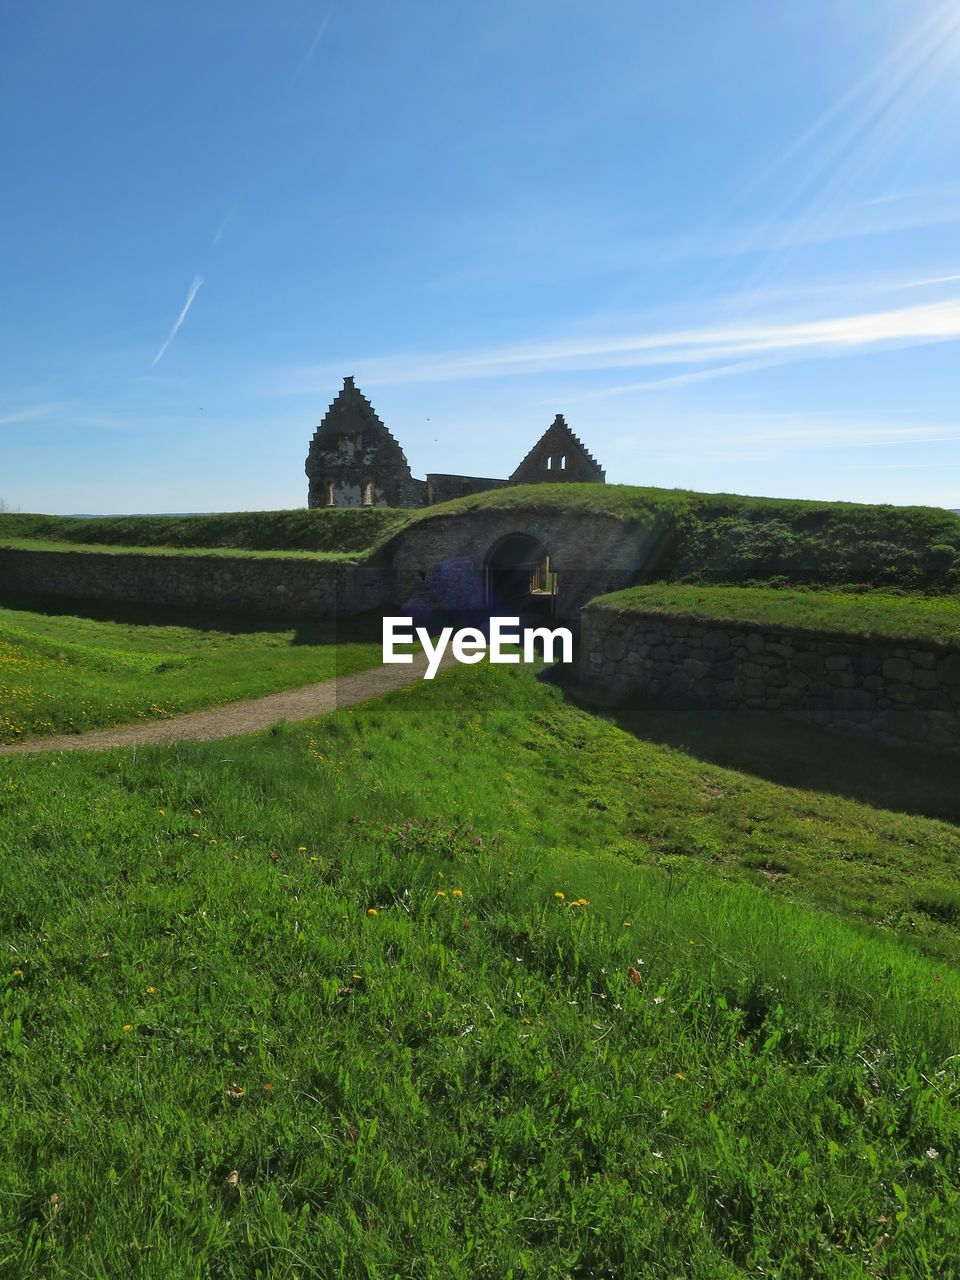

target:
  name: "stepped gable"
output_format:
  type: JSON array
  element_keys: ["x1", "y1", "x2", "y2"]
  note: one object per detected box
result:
[
  {"x1": 509, "y1": 414, "x2": 606, "y2": 485},
  {"x1": 305, "y1": 376, "x2": 426, "y2": 508},
  {"x1": 305, "y1": 380, "x2": 607, "y2": 507}
]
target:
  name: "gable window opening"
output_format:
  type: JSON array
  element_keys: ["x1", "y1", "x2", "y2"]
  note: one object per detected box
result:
[
  {"x1": 546, "y1": 456, "x2": 553, "y2": 471},
  {"x1": 337, "y1": 433, "x2": 348, "y2": 452},
  {"x1": 325, "y1": 479, "x2": 336, "y2": 507},
  {"x1": 559, "y1": 455, "x2": 566, "y2": 471}
]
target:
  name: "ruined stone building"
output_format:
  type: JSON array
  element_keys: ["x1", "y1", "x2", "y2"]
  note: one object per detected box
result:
[{"x1": 305, "y1": 375, "x2": 605, "y2": 508}]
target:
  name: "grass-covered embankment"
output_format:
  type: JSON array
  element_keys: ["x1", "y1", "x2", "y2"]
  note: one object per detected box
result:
[
  {"x1": 0, "y1": 507, "x2": 409, "y2": 556},
  {"x1": 7, "y1": 486, "x2": 960, "y2": 588},
  {"x1": 589, "y1": 583, "x2": 960, "y2": 648},
  {"x1": 418, "y1": 483, "x2": 960, "y2": 589},
  {"x1": 2, "y1": 664, "x2": 960, "y2": 1274},
  {"x1": 0, "y1": 600, "x2": 382, "y2": 743}
]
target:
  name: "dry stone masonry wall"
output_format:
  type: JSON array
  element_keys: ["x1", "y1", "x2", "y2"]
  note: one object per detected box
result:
[
  {"x1": 581, "y1": 606, "x2": 960, "y2": 753},
  {"x1": 0, "y1": 548, "x2": 390, "y2": 619}
]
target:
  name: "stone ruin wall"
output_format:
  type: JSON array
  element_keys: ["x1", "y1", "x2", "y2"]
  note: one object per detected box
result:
[{"x1": 580, "y1": 605, "x2": 960, "y2": 753}]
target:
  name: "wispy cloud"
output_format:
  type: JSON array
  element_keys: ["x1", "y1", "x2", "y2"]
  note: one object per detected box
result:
[
  {"x1": 151, "y1": 275, "x2": 203, "y2": 367},
  {"x1": 212, "y1": 210, "x2": 234, "y2": 248},
  {"x1": 289, "y1": 296, "x2": 960, "y2": 392},
  {"x1": 899, "y1": 272, "x2": 960, "y2": 289},
  {"x1": 733, "y1": 421, "x2": 960, "y2": 450},
  {"x1": 0, "y1": 404, "x2": 58, "y2": 427}
]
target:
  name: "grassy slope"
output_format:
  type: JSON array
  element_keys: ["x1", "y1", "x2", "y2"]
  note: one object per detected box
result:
[
  {"x1": 2, "y1": 665, "x2": 960, "y2": 1275},
  {"x1": 0, "y1": 601, "x2": 382, "y2": 743},
  {"x1": 0, "y1": 508, "x2": 409, "y2": 554},
  {"x1": 411, "y1": 483, "x2": 960, "y2": 589},
  {"x1": 590, "y1": 583, "x2": 960, "y2": 647}
]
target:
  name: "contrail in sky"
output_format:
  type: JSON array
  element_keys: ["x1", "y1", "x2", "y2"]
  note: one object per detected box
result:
[
  {"x1": 294, "y1": 11, "x2": 332, "y2": 79},
  {"x1": 151, "y1": 275, "x2": 203, "y2": 367}
]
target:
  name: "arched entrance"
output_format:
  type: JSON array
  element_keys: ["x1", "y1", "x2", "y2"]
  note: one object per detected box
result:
[{"x1": 484, "y1": 533, "x2": 556, "y2": 617}]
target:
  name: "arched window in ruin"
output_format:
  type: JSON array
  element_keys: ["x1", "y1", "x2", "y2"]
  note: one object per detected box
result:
[
  {"x1": 546, "y1": 455, "x2": 553, "y2": 471},
  {"x1": 362, "y1": 481, "x2": 374, "y2": 506},
  {"x1": 559, "y1": 455, "x2": 566, "y2": 471},
  {"x1": 325, "y1": 479, "x2": 336, "y2": 507}
]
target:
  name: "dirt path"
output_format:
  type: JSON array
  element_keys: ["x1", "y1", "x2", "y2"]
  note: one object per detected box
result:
[{"x1": 0, "y1": 654, "x2": 457, "y2": 756}]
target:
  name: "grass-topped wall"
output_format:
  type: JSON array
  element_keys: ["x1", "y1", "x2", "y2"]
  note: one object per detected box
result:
[
  {"x1": 4, "y1": 486, "x2": 960, "y2": 608},
  {"x1": 581, "y1": 585, "x2": 960, "y2": 753},
  {"x1": 409, "y1": 483, "x2": 960, "y2": 590},
  {"x1": 589, "y1": 584, "x2": 960, "y2": 648},
  {"x1": 0, "y1": 507, "x2": 410, "y2": 555}
]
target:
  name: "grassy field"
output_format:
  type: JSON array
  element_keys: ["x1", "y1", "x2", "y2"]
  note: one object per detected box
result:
[
  {"x1": 0, "y1": 598, "x2": 382, "y2": 743},
  {"x1": 2, "y1": 663, "x2": 960, "y2": 1275},
  {"x1": 590, "y1": 583, "x2": 960, "y2": 647}
]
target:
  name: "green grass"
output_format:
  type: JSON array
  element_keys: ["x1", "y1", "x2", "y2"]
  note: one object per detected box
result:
[
  {"x1": 0, "y1": 598, "x2": 382, "y2": 743},
  {"x1": 8, "y1": 487, "x2": 960, "y2": 591},
  {"x1": 415, "y1": 482, "x2": 960, "y2": 589},
  {"x1": 590, "y1": 583, "x2": 960, "y2": 648},
  {"x1": 2, "y1": 663, "x2": 960, "y2": 1275},
  {"x1": 0, "y1": 536, "x2": 361, "y2": 561},
  {"x1": 0, "y1": 507, "x2": 409, "y2": 555}
]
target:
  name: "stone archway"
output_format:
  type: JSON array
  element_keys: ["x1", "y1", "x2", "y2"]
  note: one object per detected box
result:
[{"x1": 483, "y1": 532, "x2": 556, "y2": 617}]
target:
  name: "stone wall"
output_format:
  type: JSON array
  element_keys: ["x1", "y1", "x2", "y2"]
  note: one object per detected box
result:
[
  {"x1": 390, "y1": 509, "x2": 673, "y2": 621},
  {"x1": 425, "y1": 474, "x2": 509, "y2": 505},
  {"x1": 0, "y1": 547, "x2": 390, "y2": 619},
  {"x1": 0, "y1": 505, "x2": 668, "y2": 624},
  {"x1": 580, "y1": 605, "x2": 960, "y2": 753}
]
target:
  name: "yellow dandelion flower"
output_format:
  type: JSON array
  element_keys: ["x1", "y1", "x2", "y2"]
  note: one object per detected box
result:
[
  {"x1": 193, "y1": 808, "x2": 202, "y2": 815},
  {"x1": 554, "y1": 891, "x2": 565, "y2": 900},
  {"x1": 298, "y1": 845, "x2": 307, "y2": 853},
  {"x1": 622, "y1": 920, "x2": 633, "y2": 927},
  {"x1": 12, "y1": 968, "x2": 23, "y2": 978},
  {"x1": 451, "y1": 889, "x2": 463, "y2": 898},
  {"x1": 675, "y1": 1072, "x2": 686, "y2": 1080},
  {"x1": 436, "y1": 890, "x2": 447, "y2": 897},
  {"x1": 352, "y1": 973, "x2": 363, "y2": 981},
  {"x1": 577, "y1": 898, "x2": 589, "y2": 906},
  {"x1": 367, "y1": 908, "x2": 379, "y2": 916},
  {"x1": 146, "y1": 986, "x2": 156, "y2": 995},
  {"x1": 122, "y1": 1024, "x2": 134, "y2": 1033}
]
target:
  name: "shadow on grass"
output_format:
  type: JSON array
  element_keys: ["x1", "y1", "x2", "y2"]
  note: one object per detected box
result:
[
  {"x1": 592, "y1": 697, "x2": 960, "y2": 826},
  {"x1": 0, "y1": 590, "x2": 384, "y2": 647}
]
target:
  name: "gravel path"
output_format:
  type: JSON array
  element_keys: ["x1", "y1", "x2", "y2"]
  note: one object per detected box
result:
[{"x1": 0, "y1": 653, "x2": 456, "y2": 756}]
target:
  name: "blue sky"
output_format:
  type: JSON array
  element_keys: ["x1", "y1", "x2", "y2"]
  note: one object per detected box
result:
[{"x1": 2, "y1": 1, "x2": 960, "y2": 513}]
